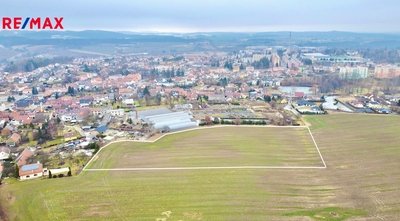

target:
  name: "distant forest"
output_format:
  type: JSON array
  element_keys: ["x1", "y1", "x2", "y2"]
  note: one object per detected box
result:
[{"x1": 4, "y1": 57, "x2": 73, "y2": 73}]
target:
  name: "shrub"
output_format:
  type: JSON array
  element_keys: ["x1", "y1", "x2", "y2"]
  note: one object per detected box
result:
[{"x1": 67, "y1": 167, "x2": 72, "y2": 176}]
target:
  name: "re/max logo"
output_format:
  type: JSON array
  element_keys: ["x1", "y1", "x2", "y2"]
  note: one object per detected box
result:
[{"x1": 1, "y1": 17, "x2": 64, "y2": 30}]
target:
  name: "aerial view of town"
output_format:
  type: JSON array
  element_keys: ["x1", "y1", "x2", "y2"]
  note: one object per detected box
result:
[{"x1": 0, "y1": 1, "x2": 399, "y2": 221}]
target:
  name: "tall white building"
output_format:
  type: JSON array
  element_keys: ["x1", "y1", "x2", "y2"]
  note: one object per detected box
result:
[{"x1": 339, "y1": 66, "x2": 369, "y2": 79}]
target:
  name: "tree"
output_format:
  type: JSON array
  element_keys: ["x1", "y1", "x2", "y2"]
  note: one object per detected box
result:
[
  {"x1": 86, "y1": 142, "x2": 100, "y2": 154},
  {"x1": 224, "y1": 61, "x2": 233, "y2": 70},
  {"x1": 176, "y1": 69, "x2": 184, "y2": 76},
  {"x1": 32, "y1": 87, "x2": 39, "y2": 95},
  {"x1": 264, "y1": 95, "x2": 272, "y2": 102},
  {"x1": 155, "y1": 93, "x2": 162, "y2": 105},
  {"x1": 303, "y1": 58, "x2": 312, "y2": 65},
  {"x1": 234, "y1": 117, "x2": 241, "y2": 125},
  {"x1": 204, "y1": 116, "x2": 213, "y2": 125},
  {"x1": 143, "y1": 86, "x2": 150, "y2": 97},
  {"x1": 7, "y1": 96, "x2": 15, "y2": 102},
  {"x1": 15, "y1": 164, "x2": 19, "y2": 178},
  {"x1": 82, "y1": 64, "x2": 90, "y2": 72},
  {"x1": 67, "y1": 167, "x2": 72, "y2": 176},
  {"x1": 46, "y1": 120, "x2": 58, "y2": 139},
  {"x1": 48, "y1": 171, "x2": 52, "y2": 179},
  {"x1": 37, "y1": 128, "x2": 43, "y2": 143},
  {"x1": 219, "y1": 77, "x2": 228, "y2": 87},
  {"x1": 252, "y1": 57, "x2": 270, "y2": 69},
  {"x1": 127, "y1": 118, "x2": 133, "y2": 124},
  {"x1": 67, "y1": 86, "x2": 75, "y2": 96}
]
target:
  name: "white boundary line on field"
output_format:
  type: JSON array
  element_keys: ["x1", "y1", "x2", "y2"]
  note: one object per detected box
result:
[
  {"x1": 82, "y1": 125, "x2": 326, "y2": 173},
  {"x1": 306, "y1": 127, "x2": 327, "y2": 168},
  {"x1": 86, "y1": 166, "x2": 326, "y2": 171}
]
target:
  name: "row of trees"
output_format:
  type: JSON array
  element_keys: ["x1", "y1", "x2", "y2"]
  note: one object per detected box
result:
[
  {"x1": 252, "y1": 57, "x2": 270, "y2": 69},
  {"x1": 224, "y1": 61, "x2": 245, "y2": 70},
  {"x1": 202, "y1": 116, "x2": 268, "y2": 126}
]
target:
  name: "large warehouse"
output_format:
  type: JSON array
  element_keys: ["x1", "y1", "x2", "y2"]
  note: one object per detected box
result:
[{"x1": 139, "y1": 109, "x2": 198, "y2": 132}]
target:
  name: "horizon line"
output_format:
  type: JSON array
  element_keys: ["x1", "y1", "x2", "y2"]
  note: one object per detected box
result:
[{"x1": 2, "y1": 29, "x2": 400, "y2": 35}]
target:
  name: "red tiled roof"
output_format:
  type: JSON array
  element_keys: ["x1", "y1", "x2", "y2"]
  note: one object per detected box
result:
[
  {"x1": 19, "y1": 163, "x2": 43, "y2": 177},
  {"x1": 295, "y1": 92, "x2": 305, "y2": 97},
  {"x1": 9, "y1": 133, "x2": 21, "y2": 143},
  {"x1": 16, "y1": 149, "x2": 34, "y2": 167}
]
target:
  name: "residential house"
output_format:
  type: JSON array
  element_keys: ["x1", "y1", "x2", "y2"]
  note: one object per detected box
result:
[
  {"x1": 92, "y1": 107, "x2": 107, "y2": 116},
  {"x1": 295, "y1": 100, "x2": 324, "y2": 114},
  {"x1": 296, "y1": 100, "x2": 315, "y2": 107},
  {"x1": 118, "y1": 88, "x2": 134, "y2": 99},
  {"x1": 31, "y1": 112, "x2": 49, "y2": 125},
  {"x1": 0, "y1": 146, "x2": 11, "y2": 160},
  {"x1": 64, "y1": 132, "x2": 78, "y2": 142},
  {"x1": 15, "y1": 98, "x2": 33, "y2": 109},
  {"x1": 108, "y1": 109, "x2": 125, "y2": 117},
  {"x1": 10, "y1": 112, "x2": 32, "y2": 125},
  {"x1": 8, "y1": 133, "x2": 22, "y2": 146},
  {"x1": 122, "y1": 98, "x2": 135, "y2": 106},
  {"x1": 294, "y1": 92, "x2": 305, "y2": 98},
  {"x1": 79, "y1": 97, "x2": 94, "y2": 107},
  {"x1": 16, "y1": 148, "x2": 34, "y2": 167},
  {"x1": 19, "y1": 162, "x2": 46, "y2": 180},
  {"x1": 1, "y1": 126, "x2": 13, "y2": 137}
]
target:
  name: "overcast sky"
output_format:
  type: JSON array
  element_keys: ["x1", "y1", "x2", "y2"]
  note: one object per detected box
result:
[{"x1": 1, "y1": 0, "x2": 399, "y2": 33}]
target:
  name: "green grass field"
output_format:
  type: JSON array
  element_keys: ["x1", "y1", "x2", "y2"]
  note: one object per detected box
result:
[
  {"x1": 1, "y1": 114, "x2": 400, "y2": 221},
  {"x1": 87, "y1": 126, "x2": 322, "y2": 169}
]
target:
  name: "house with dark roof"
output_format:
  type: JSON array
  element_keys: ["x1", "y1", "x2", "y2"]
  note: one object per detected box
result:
[
  {"x1": 79, "y1": 97, "x2": 94, "y2": 107},
  {"x1": 15, "y1": 98, "x2": 33, "y2": 108},
  {"x1": 297, "y1": 100, "x2": 315, "y2": 107}
]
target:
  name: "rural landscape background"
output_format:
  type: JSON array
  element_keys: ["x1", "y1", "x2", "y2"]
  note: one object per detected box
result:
[{"x1": 1, "y1": 1, "x2": 400, "y2": 221}]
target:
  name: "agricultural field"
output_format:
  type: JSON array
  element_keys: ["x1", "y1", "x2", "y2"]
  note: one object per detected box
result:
[
  {"x1": 87, "y1": 126, "x2": 323, "y2": 170},
  {"x1": 1, "y1": 114, "x2": 400, "y2": 221}
]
